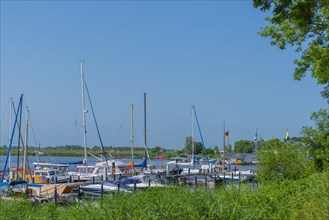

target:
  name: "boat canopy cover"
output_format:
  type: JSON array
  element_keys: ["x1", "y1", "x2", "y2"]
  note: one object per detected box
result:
[
  {"x1": 127, "y1": 159, "x2": 147, "y2": 168},
  {"x1": 59, "y1": 160, "x2": 83, "y2": 165},
  {"x1": 134, "y1": 159, "x2": 147, "y2": 168}
]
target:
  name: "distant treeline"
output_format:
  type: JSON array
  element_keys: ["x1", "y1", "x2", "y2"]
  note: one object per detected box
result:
[
  {"x1": 0, "y1": 145, "x2": 177, "y2": 159},
  {"x1": 0, "y1": 136, "x2": 304, "y2": 158}
]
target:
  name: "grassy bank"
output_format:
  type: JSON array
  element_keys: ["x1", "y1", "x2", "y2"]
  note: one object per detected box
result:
[{"x1": 0, "y1": 171, "x2": 327, "y2": 219}]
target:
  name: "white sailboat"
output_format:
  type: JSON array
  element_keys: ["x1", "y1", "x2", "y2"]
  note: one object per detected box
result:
[
  {"x1": 67, "y1": 60, "x2": 99, "y2": 182},
  {"x1": 167, "y1": 106, "x2": 200, "y2": 175}
]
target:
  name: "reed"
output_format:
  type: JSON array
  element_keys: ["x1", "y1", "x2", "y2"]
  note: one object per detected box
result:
[{"x1": 0, "y1": 171, "x2": 327, "y2": 219}]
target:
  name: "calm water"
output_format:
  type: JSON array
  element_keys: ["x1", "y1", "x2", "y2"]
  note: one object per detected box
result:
[{"x1": 0, "y1": 155, "x2": 256, "y2": 172}]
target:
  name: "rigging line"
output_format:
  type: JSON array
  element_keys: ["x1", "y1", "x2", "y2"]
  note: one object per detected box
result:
[
  {"x1": 10, "y1": 98, "x2": 28, "y2": 169},
  {"x1": 28, "y1": 111, "x2": 40, "y2": 148},
  {"x1": 11, "y1": 104, "x2": 30, "y2": 167},
  {"x1": 2, "y1": 95, "x2": 23, "y2": 182},
  {"x1": 106, "y1": 106, "x2": 131, "y2": 150},
  {"x1": 83, "y1": 79, "x2": 112, "y2": 160},
  {"x1": 182, "y1": 108, "x2": 192, "y2": 144},
  {"x1": 16, "y1": 95, "x2": 24, "y2": 170},
  {"x1": 135, "y1": 114, "x2": 152, "y2": 166},
  {"x1": 0, "y1": 98, "x2": 11, "y2": 135},
  {"x1": 0, "y1": 98, "x2": 11, "y2": 167},
  {"x1": 193, "y1": 106, "x2": 209, "y2": 163},
  {"x1": 110, "y1": 107, "x2": 130, "y2": 148},
  {"x1": 13, "y1": 105, "x2": 32, "y2": 178}
]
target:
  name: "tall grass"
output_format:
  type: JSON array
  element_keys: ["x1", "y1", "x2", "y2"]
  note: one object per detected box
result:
[{"x1": 0, "y1": 172, "x2": 328, "y2": 219}]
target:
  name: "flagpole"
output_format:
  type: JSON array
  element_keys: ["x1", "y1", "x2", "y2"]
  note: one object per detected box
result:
[
  {"x1": 227, "y1": 130, "x2": 230, "y2": 172},
  {"x1": 223, "y1": 121, "x2": 225, "y2": 170}
]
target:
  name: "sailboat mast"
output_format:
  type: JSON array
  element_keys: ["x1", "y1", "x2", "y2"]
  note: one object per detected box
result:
[
  {"x1": 2, "y1": 94, "x2": 23, "y2": 182},
  {"x1": 192, "y1": 106, "x2": 195, "y2": 169},
  {"x1": 37, "y1": 143, "x2": 41, "y2": 163},
  {"x1": 80, "y1": 60, "x2": 88, "y2": 172},
  {"x1": 23, "y1": 106, "x2": 29, "y2": 180},
  {"x1": 16, "y1": 94, "x2": 23, "y2": 171},
  {"x1": 223, "y1": 121, "x2": 226, "y2": 169},
  {"x1": 131, "y1": 104, "x2": 135, "y2": 174},
  {"x1": 144, "y1": 92, "x2": 148, "y2": 169},
  {"x1": 144, "y1": 93, "x2": 147, "y2": 148},
  {"x1": 8, "y1": 98, "x2": 13, "y2": 172}
]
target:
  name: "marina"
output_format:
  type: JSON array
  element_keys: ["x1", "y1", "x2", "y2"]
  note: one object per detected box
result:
[{"x1": 0, "y1": 155, "x2": 257, "y2": 203}]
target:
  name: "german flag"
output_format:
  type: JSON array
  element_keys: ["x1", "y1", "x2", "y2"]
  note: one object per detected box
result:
[{"x1": 225, "y1": 131, "x2": 229, "y2": 139}]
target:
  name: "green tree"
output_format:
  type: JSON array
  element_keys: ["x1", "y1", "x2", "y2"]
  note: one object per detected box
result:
[
  {"x1": 214, "y1": 145, "x2": 219, "y2": 154},
  {"x1": 184, "y1": 136, "x2": 204, "y2": 155},
  {"x1": 253, "y1": 0, "x2": 329, "y2": 102},
  {"x1": 234, "y1": 140, "x2": 255, "y2": 153},
  {"x1": 205, "y1": 147, "x2": 215, "y2": 155},
  {"x1": 256, "y1": 139, "x2": 315, "y2": 183},
  {"x1": 301, "y1": 108, "x2": 329, "y2": 171},
  {"x1": 185, "y1": 136, "x2": 192, "y2": 151},
  {"x1": 224, "y1": 144, "x2": 233, "y2": 153}
]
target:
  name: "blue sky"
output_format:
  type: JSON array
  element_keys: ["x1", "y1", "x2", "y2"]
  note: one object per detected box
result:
[{"x1": 0, "y1": 1, "x2": 326, "y2": 150}]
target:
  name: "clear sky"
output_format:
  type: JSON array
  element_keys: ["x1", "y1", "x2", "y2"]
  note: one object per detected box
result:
[{"x1": 0, "y1": 1, "x2": 326, "y2": 150}]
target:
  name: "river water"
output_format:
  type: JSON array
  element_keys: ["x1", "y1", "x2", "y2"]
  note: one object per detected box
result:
[{"x1": 0, "y1": 155, "x2": 256, "y2": 172}]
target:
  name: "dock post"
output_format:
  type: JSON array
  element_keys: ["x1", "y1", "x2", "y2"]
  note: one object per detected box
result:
[
  {"x1": 101, "y1": 182, "x2": 104, "y2": 198},
  {"x1": 204, "y1": 174, "x2": 207, "y2": 187},
  {"x1": 195, "y1": 175, "x2": 197, "y2": 185},
  {"x1": 54, "y1": 186, "x2": 57, "y2": 204},
  {"x1": 134, "y1": 178, "x2": 137, "y2": 191},
  {"x1": 118, "y1": 182, "x2": 120, "y2": 192},
  {"x1": 252, "y1": 171, "x2": 255, "y2": 188},
  {"x1": 78, "y1": 184, "x2": 81, "y2": 202},
  {"x1": 25, "y1": 184, "x2": 29, "y2": 198}
]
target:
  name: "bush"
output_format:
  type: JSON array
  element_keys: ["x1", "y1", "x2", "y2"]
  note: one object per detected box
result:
[{"x1": 256, "y1": 139, "x2": 315, "y2": 183}]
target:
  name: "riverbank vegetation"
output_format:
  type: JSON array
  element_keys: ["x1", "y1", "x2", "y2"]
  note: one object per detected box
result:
[{"x1": 0, "y1": 171, "x2": 327, "y2": 219}]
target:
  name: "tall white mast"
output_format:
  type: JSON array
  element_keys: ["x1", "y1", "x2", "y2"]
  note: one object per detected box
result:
[
  {"x1": 130, "y1": 104, "x2": 135, "y2": 175},
  {"x1": 23, "y1": 106, "x2": 29, "y2": 180},
  {"x1": 80, "y1": 60, "x2": 88, "y2": 172},
  {"x1": 192, "y1": 106, "x2": 195, "y2": 169},
  {"x1": 223, "y1": 121, "x2": 226, "y2": 170}
]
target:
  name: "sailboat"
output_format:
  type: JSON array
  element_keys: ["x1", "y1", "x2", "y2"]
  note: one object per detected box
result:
[
  {"x1": 71, "y1": 61, "x2": 129, "y2": 181},
  {"x1": 167, "y1": 106, "x2": 200, "y2": 175},
  {"x1": 67, "y1": 61, "x2": 102, "y2": 182},
  {"x1": 126, "y1": 104, "x2": 147, "y2": 171},
  {"x1": 126, "y1": 93, "x2": 150, "y2": 172}
]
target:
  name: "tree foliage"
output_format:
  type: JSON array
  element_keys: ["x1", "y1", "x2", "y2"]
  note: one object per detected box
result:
[
  {"x1": 301, "y1": 108, "x2": 329, "y2": 171},
  {"x1": 234, "y1": 140, "x2": 255, "y2": 153},
  {"x1": 256, "y1": 139, "x2": 315, "y2": 183},
  {"x1": 253, "y1": 0, "x2": 329, "y2": 102},
  {"x1": 184, "y1": 136, "x2": 204, "y2": 155}
]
